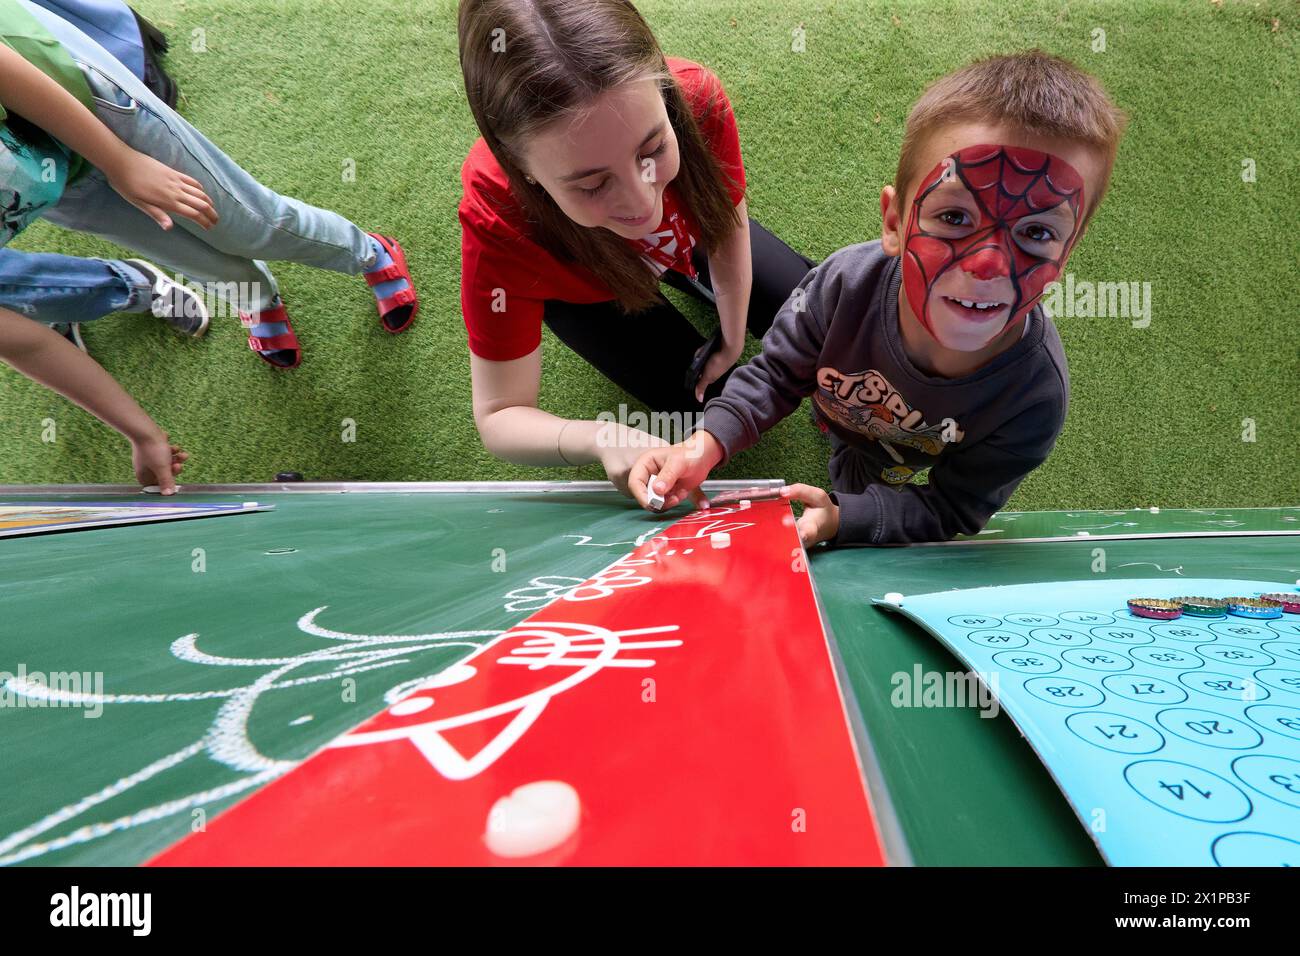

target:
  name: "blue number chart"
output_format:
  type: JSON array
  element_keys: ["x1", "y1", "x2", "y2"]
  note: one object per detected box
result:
[{"x1": 875, "y1": 579, "x2": 1300, "y2": 866}]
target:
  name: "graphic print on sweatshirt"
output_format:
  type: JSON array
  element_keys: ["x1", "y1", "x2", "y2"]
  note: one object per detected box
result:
[{"x1": 813, "y1": 366, "x2": 965, "y2": 484}]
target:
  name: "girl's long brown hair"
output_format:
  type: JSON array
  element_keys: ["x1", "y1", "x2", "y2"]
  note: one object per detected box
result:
[{"x1": 458, "y1": 0, "x2": 743, "y2": 313}]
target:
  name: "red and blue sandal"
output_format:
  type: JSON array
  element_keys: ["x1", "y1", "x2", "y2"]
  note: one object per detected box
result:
[
  {"x1": 239, "y1": 301, "x2": 302, "y2": 369},
  {"x1": 365, "y1": 233, "x2": 419, "y2": 334}
]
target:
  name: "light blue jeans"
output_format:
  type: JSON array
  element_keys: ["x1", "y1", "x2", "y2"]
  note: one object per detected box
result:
[
  {"x1": 0, "y1": 249, "x2": 151, "y2": 324},
  {"x1": 25, "y1": 0, "x2": 376, "y2": 312}
]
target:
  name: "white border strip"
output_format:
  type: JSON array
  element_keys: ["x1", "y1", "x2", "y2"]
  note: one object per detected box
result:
[{"x1": 0, "y1": 480, "x2": 785, "y2": 496}]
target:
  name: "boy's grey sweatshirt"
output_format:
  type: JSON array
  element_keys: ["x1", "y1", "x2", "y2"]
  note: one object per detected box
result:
[{"x1": 695, "y1": 240, "x2": 1070, "y2": 545}]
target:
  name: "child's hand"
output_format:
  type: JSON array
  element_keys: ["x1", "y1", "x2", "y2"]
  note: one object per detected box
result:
[
  {"x1": 104, "y1": 148, "x2": 218, "y2": 231},
  {"x1": 781, "y1": 484, "x2": 840, "y2": 547},
  {"x1": 131, "y1": 432, "x2": 190, "y2": 494},
  {"x1": 628, "y1": 430, "x2": 724, "y2": 511}
]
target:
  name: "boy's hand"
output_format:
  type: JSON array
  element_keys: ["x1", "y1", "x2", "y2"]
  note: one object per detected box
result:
[
  {"x1": 628, "y1": 430, "x2": 724, "y2": 511},
  {"x1": 781, "y1": 484, "x2": 840, "y2": 548},
  {"x1": 131, "y1": 432, "x2": 189, "y2": 495},
  {"x1": 104, "y1": 147, "x2": 218, "y2": 231}
]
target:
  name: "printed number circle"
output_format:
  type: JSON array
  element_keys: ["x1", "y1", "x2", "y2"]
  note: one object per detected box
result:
[
  {"x1": 1151, "y1": 623, "x2": 1214, "y2": 643},
  {"x1": 1244, "y1": 704, "x2": 1300, "y2": 741},
  {"x1": 1128, "y1": 647, "x2": 1205, "y2": 670},
  {"x1": 1212, "y1": 832, "x2": 1300, "y2": 867},
  {"x1": 1066, "y1": 711, "x2": 1164, "y2": 754},
  {"x1": 1061, "y1": 611, "x2": 1115, "y2": 625},
  {"x1": 1195, "y1": 644, "x2": 1275, "y2": 668},
  {"x1": 1231, "y1": 755, "x2": 1300, "y2": 810},
  {"x1": 1023, "y1": 676, "x2": 1104, "y2": 708},
  {"x1": 1209, "y1": 621, "x2": 1273, "y2": 641},
  {"x1": 1155, "y1": 708, "x2": 1263, "y2": 750},
  {"x1": 1101, "y1": 674, "x2": 1189, "y2": 705},
  {"x1": 1061, "y1": 648, "x2": 1132, "y2": 672},
  {"x1": 968, "y1": 630, "x2": 1028, "y2": 649},
  {"x1": 1124, "y1": 760, "x2": 1252, "y2": 823},
  {"x1": 992, "y1": 651, "x2": 1060, "y2": 675},
  {"x1": 1178, "y1": 671, "x2": 1269, "y2": 703},
  {"x1": 1253, "y1": 669, "x2": 1300, "y2": 697},
  {"x1": 1265, "y1": 618, "x2": 1300, "y2": 637},
  {"x1": 948, "y1": 615, "x2": 1001, "y2": 629},
  {"x1": 1005, "y1": 613, "x2": 1058, "y2": 626},
  {"x1": 1030, "y1": 628, "x2": 1091, "y2": 647},
  {"x1": 1261, "y1": 641, "x2": 1300, "y2": 663},
  {"x1": 1091, "y1": 626, "x2": 1155, "y2": 646}
]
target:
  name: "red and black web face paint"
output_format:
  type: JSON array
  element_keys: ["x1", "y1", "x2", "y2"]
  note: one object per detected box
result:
[{"x1": 902, "y1": 144, "x2": 1087, "y2": 341}]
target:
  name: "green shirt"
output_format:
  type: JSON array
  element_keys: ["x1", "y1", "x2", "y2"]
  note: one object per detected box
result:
[{"x1": 0, "y1": 0, "x2": 96, "y2": 182}]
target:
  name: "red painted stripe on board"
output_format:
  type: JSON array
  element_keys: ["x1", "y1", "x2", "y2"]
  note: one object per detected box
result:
[{"x1": 149, "y1": 500, "x2": 886, "y2": 865}]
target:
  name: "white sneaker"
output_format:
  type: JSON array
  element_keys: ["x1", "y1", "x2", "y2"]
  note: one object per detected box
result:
[{"x1": 125, "y1": 258, "x2": 210, "y2": 337}]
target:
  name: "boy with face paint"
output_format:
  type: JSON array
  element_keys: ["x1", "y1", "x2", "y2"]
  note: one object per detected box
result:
[{"x1": 630, "y1": 51, "x2": 1127, "y2": 546}]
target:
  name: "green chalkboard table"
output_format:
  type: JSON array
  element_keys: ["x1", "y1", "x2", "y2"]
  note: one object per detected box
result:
[{"x1": 1, "y1": 482, "x2": 1295, "y2": 866}]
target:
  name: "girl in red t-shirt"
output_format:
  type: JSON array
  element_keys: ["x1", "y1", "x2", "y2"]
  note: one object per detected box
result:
[{"x1": 458, "y1": 0, "x2": 816, "y2": 494}]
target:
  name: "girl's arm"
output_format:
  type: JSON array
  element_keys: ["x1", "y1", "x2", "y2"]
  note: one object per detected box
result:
[
  {"x1": 0, "y1": 309, "x2": 188, "y2": 492},
  {"x1": 695, "y1": 197, "x2": 753, "y2": 401},
  {"x1": 0, "y1": 43, "x2": 217, "y2": 230},
  {"x1": 469, "y1": 347, "x2": 663, "y2": 496}
]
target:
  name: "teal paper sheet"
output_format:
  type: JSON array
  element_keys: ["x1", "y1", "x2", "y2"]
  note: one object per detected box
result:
[{"x1": 876, "y1": 578, "x2": 1300, "y2": 866}]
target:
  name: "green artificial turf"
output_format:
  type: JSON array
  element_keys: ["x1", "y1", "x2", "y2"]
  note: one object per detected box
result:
[{"x1": 2, "y1": 0, "x2": 1296, "y2": 508}]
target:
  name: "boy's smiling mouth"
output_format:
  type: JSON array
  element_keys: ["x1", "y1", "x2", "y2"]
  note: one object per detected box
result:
[{"x1": 941, "y1": 295, "x2": 1010, "y2": 322}]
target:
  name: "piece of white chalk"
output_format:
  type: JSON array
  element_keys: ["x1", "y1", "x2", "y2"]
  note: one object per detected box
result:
[
  {"x1": 646, "y1": 474, "x2": 665, "y2": 511},
  {"x1": 883, "y1": 592, "x2": 904, "y2": 604},
  {"x1": 1150, "y1": 506, "x2": 1160, "y2": 514},
  {"x1": 739, "y1": 499, "x2": 751, "y2": 509},
  {"x1": 1075, "y1": 530, "x2": 1091, "y2": 536},
  {"x1": 484, "y1": 780, "x2": 580, "y2": 858},
  {"x1": 142, "y1": 485, "x2": 181, "y2": 494},
  {"x1": 710, "y1": 532, "x2": 731, "y2": 549}
]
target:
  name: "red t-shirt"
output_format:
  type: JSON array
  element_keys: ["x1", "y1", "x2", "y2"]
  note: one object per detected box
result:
[{"x1": 458, "y1": 57, "x2": 747, "y2": 361}]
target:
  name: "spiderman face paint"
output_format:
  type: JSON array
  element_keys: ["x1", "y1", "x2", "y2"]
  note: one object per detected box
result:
[{"x1": 902, "y1": 144, "x2": 1086, "y2": 348}]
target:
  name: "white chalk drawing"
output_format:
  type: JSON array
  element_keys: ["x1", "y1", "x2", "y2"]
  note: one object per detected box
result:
[
  {"x1": 561, "y1": 506, "x2": 754, "y2": 550},
  {"x1": 331, "y1": 620, "x2": 682, "y2": 780},
  {"x1": 502, "y1": 558, "x2": 657, "y2": 613},
  {"x1": 0, "y1": 608, "x2": 498, "y2": 866},
  {"x1": 1113, "y1": 562, "x2": 1186, "y2": 576}
]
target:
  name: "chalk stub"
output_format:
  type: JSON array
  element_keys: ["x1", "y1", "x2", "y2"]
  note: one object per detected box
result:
[
  {"x1": 141, "y1": 485, "x2": 180, "y2": 495},
  {"x1": 484, "y1": 780, "x2": 581, "y2": 858},
  {"x1": 646, "y1": 474, "x2": 665, "y2": 511},
  {"x1": 883, "y1": 592, "x2": 904, "y2": 605},
  {"x1": 710, "y1": 532, "x2": 731, "y2": 549}
]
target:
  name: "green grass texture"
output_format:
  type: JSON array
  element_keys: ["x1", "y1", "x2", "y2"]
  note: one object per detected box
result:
[{"x1": 3, "y1": 0, "x2": 1296, "y2": 508}]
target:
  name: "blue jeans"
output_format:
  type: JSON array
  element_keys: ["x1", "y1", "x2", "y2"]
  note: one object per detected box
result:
[
  {"x1": 0, "y1": 249, "x2": 151, "y2": 325},
  {"x1": 25, "y1": 0, "x2": 376, "y2": 312}
]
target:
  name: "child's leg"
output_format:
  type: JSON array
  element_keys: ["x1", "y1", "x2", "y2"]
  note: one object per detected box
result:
[
  {"x1": 28, "y1": 3, "x2": 397, "y2": 281},
  {"x1": 0, "y1": 248, "x2": 150, "y2": 325},
  {"x1": 43, "y1": 170, "x2": 294, "y2": 360}
]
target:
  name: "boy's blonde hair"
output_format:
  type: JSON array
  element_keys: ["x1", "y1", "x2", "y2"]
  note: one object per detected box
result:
[{"x1": 895, "y1": 50, "x2": 1128, "y2": 218}]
